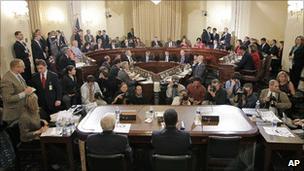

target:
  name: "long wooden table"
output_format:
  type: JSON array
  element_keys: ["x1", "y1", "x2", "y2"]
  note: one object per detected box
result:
[{"x1": 76, "y1": 105, "x2": 258, "y2": 170}]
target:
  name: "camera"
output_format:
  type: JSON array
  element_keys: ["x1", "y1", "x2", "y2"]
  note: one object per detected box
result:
[{"x1": 210, "y1": 86, "x2": 216, "y2": 93}]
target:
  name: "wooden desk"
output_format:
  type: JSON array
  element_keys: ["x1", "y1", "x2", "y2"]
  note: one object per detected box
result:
[
  {"x1": 40, "y1": 133, "x2": 76, "y2": 171},
  {"x1": 257, "y1": 125, "x2": 303, "y2": 171}
]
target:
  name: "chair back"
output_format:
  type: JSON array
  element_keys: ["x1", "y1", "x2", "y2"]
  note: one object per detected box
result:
[
  {"x1": 206, "y1": 136, "x2": 242, "y2": 170},
  {"x1": 86, "y1": 153, "x2": 127, "y2": 171},
  {"x1": 152, "y1": 154, "x2": 191, "y2": 171}
]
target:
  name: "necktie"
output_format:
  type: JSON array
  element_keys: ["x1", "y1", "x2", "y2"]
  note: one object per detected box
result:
[
  {"x1": 41, "y1": 74, "x2": 46, "y2": 89},
  {"x1": 181, "y1": 56, "x2": 185, "y2": 64},
  {"x1": 88, "y1": 85, "x2": 94, "y2": 102}
]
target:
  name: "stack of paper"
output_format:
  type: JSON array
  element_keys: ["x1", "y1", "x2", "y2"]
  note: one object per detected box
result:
[
  {"x1": 259, "y1": 111, "x2": 282, "y2": 122},
  {"x1": 41, "y1": 127, "x2": 61, "y2": 137},
  {"x1": 263, "y1": 127, "x2": 295, "y2": 137}
]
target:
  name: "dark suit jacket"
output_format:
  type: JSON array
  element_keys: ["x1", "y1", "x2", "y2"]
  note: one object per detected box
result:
[
  {"x1": 31, "y1": 71, "x2": 62, "y2": 113},
  {"x1": 31, "y1": 40, "x2": 47, "y2": 61},
  {"x1": 201, "y1": 29, "x2": 211, "y2": 44},
  {"x1": 152, "y1": 127, "x2": 191, "y2": 155},
  {"x1": 236, "y1": 52, "x2": 255, "y2": 70},
  {"x1": 161, "y1": 55, "x2": 174, "y2": 62},
  {"x1": 211, "y1": 33, "x2": 219, "y2": 42},
  {"x1": 142, "y1": 55, "x2": 154, "y2": 62},
  {"x1": 290, "y1": 45, "x2": 304, "y2": 68},
  {"x1": 121, "y1": 55, "x2": 136, "y2": 63},
  {"x1": 151, "y1": 41, "x2": 163, "y2": 48},
  {"x1": 261, "y1": 43, "x2": 270, "y2": 55},
  {"x1": 220, "y1": 33, "x2": 231, "y2": 47},
  {"x1": 127, "y1": 32, "x2": 135, "y2": 39},
  {"x1": 13, "y1": 41, "x2": 31, "y2": 67},
  {"x1": 192, "y1": 63, "x2": 206, "y2": 79},
  {"x1": 62, "y1": 75, "x2": 78, "y2": 95},
  {"x1": 269, "y1": 45, "x2": 279, "y2": 57},
  {"x1": 179, "y1": 55, "x2": 191, "y2": 64},
  {"x1": 86, "y1": 131, "x2": 132, "y2": 159},
  {"x1": 101, "y1": 35, "x2": 110, "y2": 48}
]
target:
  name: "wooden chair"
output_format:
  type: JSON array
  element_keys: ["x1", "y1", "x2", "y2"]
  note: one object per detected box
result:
[{"x1": 152, "y1": 154, "x2": 192, "y2": 171}]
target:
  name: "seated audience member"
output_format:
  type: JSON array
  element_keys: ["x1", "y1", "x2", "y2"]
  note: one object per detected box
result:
[
  {"x1": 242, "y1": 36, "x2": 251, "y2": 48},
  {"x1": 94, "y1": 38, "x2": 104, "y2": 51},
  {"x1": 81, "y1": 42, "x2": 92, "y2": 53},
  {"x1": 101, "y1": 55, "x2": 111, "y2": 71},
  {"x1": 110, "y1": 40, "x2": 117, "y2": 49},
  {"x1": 235, "y1": 46, "x2": 255, "y2": 70},
  {"x1": 172, "y1": 90, "x2": 191, "y2": 105},
  {"x1": 108, "y1": 59, "x2": 122, "y2": 96},
  {"x1": 19, "y1": 94, "x2": 48, "y2": 143},
  {"x1": 187, "y1": 77, "x2": 206, "y2": 104},
  {"x1": 62, "y1": 65, "x2": 79, "y2": 109},
  {"x1": 166, "y1": 76, "x2": 186, "y2": 101},
  {"x1": 193, "y1": 37, "x2": 205, "y2": 49},
  {"x1": 71, "y1": 40, "x2": 84, "y2": 61},
  {"x1": 84, "y1": 29, "x2": 94, "y2": 43},
  {"x1": 260, "y1": 38, "x2": 270, "y2": 55},
  {"x1": 58, "y1": 47, "x2": 76, "y2": 72},
  {"x1": 115, "y1": 37, "x2": 122, "y2": 48},
  {"x1": 206, "y1": 79, "x2": 229, "y2": 105},
  {"x1": 151, "y1": 36, "x2": 163, "y2": 48},
  {"x1": 192, "y1": 55, "x2": 205, "y2": 79},
  {"x1": 112, "y1": 82, "x2": 129, "y2": 104},
  {"x1": 121, "y1": 39, "x2": 132, "y2": 48},
  {"x1": 179, "y1": 49, "x2": 190, "y2": 64},
  {"x1": 179, "y1": 38, "x2": 191, "y2": 48},
  {"x1": 225, "y1": 73, "x2": 241, "y2": 99},
  {"x1": 122, "y1": 50, "x2": 136, "y2": 64},
  {"x1": 276, "y1": 71, "x2": 296, "y2": 97},
  {"x1": 117, "y1": 61, "x2": 137, "y2": 88},
  {"x1": 86, "y1": 114, "x2": 132, "y2": 161},
  {"x1": 129, "y1": 85, "x2": 148, "y2": 104},
  {"x1": 164, "y1": 38, "x2": 176, "y2": 48},
  {"x1": 152, "y1": 109, "x2": 191, "y2": 155},
  {"x1": 162, "y1": 51, "x2": 174, "y2": 62},
  {"x1": 249, "y1": 44, "x2": 261, "y2": 70},
  {"x1": 96, "y1": 66, "x2": 111, "y2": 102},
  {"x1": 235, "y1": 39, "x2": 242, "y2": 56},
  {"x1": 259, "y1": 80, "x2": 291, "y2": 115},
  {"x1": 135, "y1": 37, "x2": 145, "y2": 48},
  {"x1": 143, "y1": 50, "x2": 154, "y2": 62},
  {"x1": 81, "y1": 75, "x2": 106, "y2": 105},
  {"x1": 233, "y1": 83, "x2": 257, "y2": 108}
]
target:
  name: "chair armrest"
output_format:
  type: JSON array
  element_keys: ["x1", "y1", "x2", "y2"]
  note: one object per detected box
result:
[
  {"x1": 152, "y1": 154, "x2": 191, "y2": 160},
  {"x1": 87, "y1": 153, "x2": 125, "y2": 159}
]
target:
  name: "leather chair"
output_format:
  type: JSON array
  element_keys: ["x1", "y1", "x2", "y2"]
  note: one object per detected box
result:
[
  {"x1": 152, "y1": 154, "x2": 191, "y2": 171},
  {"x1": 206, "y1": 136, "x2": 242, "y2": 171},
  {"x1": 86, "y1": 153, "x2": 127, "y2": 171}
]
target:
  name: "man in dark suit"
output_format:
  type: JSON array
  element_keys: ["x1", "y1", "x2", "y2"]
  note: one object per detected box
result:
[
  {"x1": 84, "y1": 29, "x2": 94, "y2": 43},
  {"x1": 269, "y1": 39, "x2": 279, "y2": 57},
  {"x1": 34, "y1": 29, "x2": 48, "y2": 54},
  {"x1": 260, "y1": 38, "x2": 270, "y2": 55},
  {"x1": 192, "y1": 55, "x2": 206, "y2": 79},
  {"x1": 143, "y1": 51, "x2": 154, "y2": 62},
  {"x1": 75, "y1": 29, "x2": 83, "y2": 49},
  {"x1": 236, "y1": 46, "x2": 256, "y2": 70},
  {"x1": 101, "y1": 30, "x2": 110, "y2": 48},
  {"x1": 179, "y1": 50, "x2": 190, "y2": 64},
  {"x1": 211, "y1": 28, "x2": 220, "y2": 44},
  {"x1": 242, "y1": 36, "x2": 251, "y2": 48},
  {"x1": 86, "y1": 114, "x2": 132, "y2": 160},
  {"x1": 151, "y1": 36, "x2": 163, "y2": 48},
  {"x1": 220, "y1": 27, "x2": 231, "y2": 50},
  {"x1": 201, "y1": 26, "x2": 212, "y2": 46},
  {"x1": 127, "y1": 28, "x2": 135, "y2": 40},
  {"x1": 164, "y1": 38, "x2": 177, "y2": 48},
  {"x1": 290, "y1": 36, "x2": 304, "y2": 88},
  {"x1": 121, "y1": 50, "x2": 136, "y2": 64},
  {"x1": 31, "y1": 60, "x2": 62, "y2": 120},
  {"x1": 152, "y1": 109, "x2": 191, "y2": 155},
  {"x1": 161, "y1": 51, "x2": 175, "y2": 62},
  {"x1": 57, "y1": 47, "x2": 76, "y2": 73},
  {"x1": 31, "y1": 34, "x2": 47, "y2": 63},
  {"x1": 13, "y1": 31, "x2": 32, "y2": 83}
]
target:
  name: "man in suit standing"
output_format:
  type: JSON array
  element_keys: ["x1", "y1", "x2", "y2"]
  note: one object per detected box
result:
[
  {"x1": 86, "y1": 113, "x2": 133, "y2": 161},
  {"x1": 127, "y1": 28, "x2": 135, "y2": 40},
  {"x1": 211, "y1": 28, "x2": 219, "y2": 45},
  {"x1": 31, "y1": 34, "x2": 48, "y2": 63},
  {"x1": 34, "y1": 29, "x2": 48, "y2": 54},
  {"x1": 13, "y1": 31, "x2": 32, "y2": 83},
  {"x1": 57, "y1": 47, "x2": 76, "y2": 73},
  {"x1": 220, "y1": 27, "x2": 231, "y2": 50},
  {"x1": 84, "y1": 29, "x2": 94, "y2": 44},
  {"x1": 31, "y1": 60, "x2": 62, "y2": 120},
  {"x1": 201, "y1": 26, "x2": 212, "y2": 47},
  {"x1": 151, "y1": 36, "x2": 163, "y2": 48},
  {"x1": 192, "y1": 55, "x2": 205, "y2": 79},
  {"x1": 1, "y1": 59, "x2": 34, "y2": 124},
  {"x1": 235, "y1": 46, "x2": 255, "y2": 70},
  {"x1": 260, "y1": 38, "x2": 270, "y2": 55},
  {"x1": 152, "y1": 109, "x2": 191, "y2": 155},
  {"x1": 101, "y1": 30, "x2": 110, "y2": 48}
]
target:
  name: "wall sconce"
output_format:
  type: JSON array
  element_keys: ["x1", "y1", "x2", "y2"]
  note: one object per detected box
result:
[
  {"x1": 2, "y1": 1, "x2": 28, "y2": 19},
  {"x1": 288, "y1": 1, "x2": 304, "y2": 18},
  {"x1": 151, "y1": 0, "x2": 161, "y2": 5}
]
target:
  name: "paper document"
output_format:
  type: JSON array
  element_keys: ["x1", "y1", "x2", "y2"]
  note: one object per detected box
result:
[
  {"x1": 41, "y1": 127, "x2": 61, "y2": 137},
  {"x1": 259, "y1": 111, "x2": 282, "y2": 122},
  {"x1": 263, "y1": 127, "x2": 295, "y2": 137},
  {"x1": 114, "y1": 123, "x2": 131, "y2": 134}
]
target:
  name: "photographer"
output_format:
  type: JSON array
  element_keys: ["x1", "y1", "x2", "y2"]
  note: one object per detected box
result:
[
  {"x1": 206, "y1": 79, "x2": 229, "y2": 105},
  {"x1": 171, "y1": 90, "x2": 191, "y2": 105},
  {"x1": 112, "y1": 82, "x2": 129, "y2": 104},
  {"x1": 259, "y1": 80, "x2": 291, "y2": 116},
  {"x1": 233, "y1": 83, "x2": 257, "y2": 108},
  {"x1": 166, "y1": 76, "x2": 186, "y2": 103}
]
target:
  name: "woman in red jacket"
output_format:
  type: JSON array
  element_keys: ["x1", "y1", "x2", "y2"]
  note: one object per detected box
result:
[{"x1": 249, "y1": 44, "x2": 261, "y2": 70}]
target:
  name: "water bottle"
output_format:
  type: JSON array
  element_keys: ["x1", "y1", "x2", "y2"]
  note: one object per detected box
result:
[
  {"x1": 255, "y1": 100, "x2": 260, "y2": 111},
  {"x1": 115, "y1": 106, "x2": 120, "y2": 123}
]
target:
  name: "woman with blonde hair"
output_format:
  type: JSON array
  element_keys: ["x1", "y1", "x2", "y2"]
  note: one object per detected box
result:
[
  {"x1": 19, "y1": 94, "x2": 48, "y2": 143},
  {"x1": 276, "y1": 71, "x2": 296, "y2": 97}
]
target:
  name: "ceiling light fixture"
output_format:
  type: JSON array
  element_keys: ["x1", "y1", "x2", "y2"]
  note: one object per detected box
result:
[{"x1": 151, "y1": 0, "x2": 161, "y2": 5}]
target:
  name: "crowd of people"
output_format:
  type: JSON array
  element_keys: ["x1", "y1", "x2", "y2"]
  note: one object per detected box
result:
[{"x1": 0, "y1": 25, "x2": 303, "y2": 170}]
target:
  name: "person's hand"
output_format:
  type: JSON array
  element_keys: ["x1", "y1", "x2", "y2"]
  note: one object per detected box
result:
[
  {"x1": 117, "y1": 94, "x2": 124, "y2": 99},
  {"x1": 40, "y1": 126, "x2": 48, "y2": 133},
  {"x1": 55, "y1": 100, "x2": 61, "y2": 107},
  {"x1": 24, "y1": 87, "x2": 33, "y2": 95},
  {"x1": 42, "y1": 120, "x2": 48, "y2": 126},
  {"x1": 263, "y1": 97, "x2": 270, "y2": 102}
]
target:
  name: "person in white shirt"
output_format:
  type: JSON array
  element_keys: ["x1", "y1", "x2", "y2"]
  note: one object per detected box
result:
[{"x1": 81, "y1": 75, "x2": 106, "y2": 105}]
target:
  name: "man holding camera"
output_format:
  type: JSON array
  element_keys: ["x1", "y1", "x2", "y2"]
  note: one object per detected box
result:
[
  {"x1": 206, "y1": 79, "x2": 229, "y2": 105},
  {"x1": 259, "y1": 80, "x2": 291, "y2": 115},
  {"x1": 166, "y1": 76, "x2": 186, "y2": 104},
  {"x1": 233, "y1": 83, "x2": 258, "y2": 108}
]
